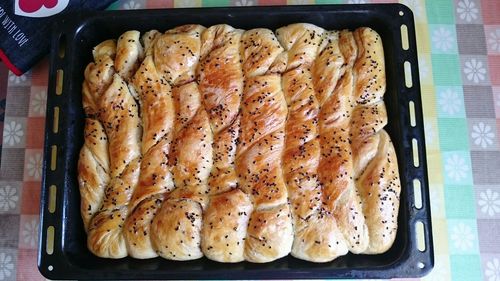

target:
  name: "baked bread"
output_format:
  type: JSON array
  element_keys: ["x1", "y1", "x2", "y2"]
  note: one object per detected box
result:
[
  {"x1": 79, "y1": 24, "x2": 401, "y2": 262},
  {"x1": 277, "y1": 24, "x2": 348, "y2": 262},
  {"x1": 78, "y1": 118, "x2": 109, "y2": 232}
]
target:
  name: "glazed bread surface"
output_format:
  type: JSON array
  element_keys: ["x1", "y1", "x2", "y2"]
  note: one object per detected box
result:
[{"x1": 78, "y1": 23, "x2": 400, "y2": 263}]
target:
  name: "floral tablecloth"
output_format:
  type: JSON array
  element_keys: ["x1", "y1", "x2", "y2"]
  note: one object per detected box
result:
[{"x1": 1, "y1": 0, "x2": 500, "y2": 280}]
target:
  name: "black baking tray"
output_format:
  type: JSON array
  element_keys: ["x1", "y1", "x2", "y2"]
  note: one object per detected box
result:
[{"x1": 39, "y1": 4, "x2": 433, "y2": 280}]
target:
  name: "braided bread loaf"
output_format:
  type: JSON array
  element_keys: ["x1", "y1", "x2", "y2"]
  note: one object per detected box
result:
[{"x1": 79, "y1": 23, "x2": 401, "y2": 263}]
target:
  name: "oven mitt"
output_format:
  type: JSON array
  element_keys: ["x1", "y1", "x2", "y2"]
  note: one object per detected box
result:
[{"x1": 0, "y1": 0, "x2": 115, "y2": 76}]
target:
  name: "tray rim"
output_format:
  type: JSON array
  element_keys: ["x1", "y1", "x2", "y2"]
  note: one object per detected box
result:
[{"x1": 38, "y1": 3, "x2": 434, "y2": 280}]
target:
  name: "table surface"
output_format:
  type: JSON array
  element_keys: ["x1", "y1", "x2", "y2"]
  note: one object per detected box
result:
[{"x1": 1, "y1": 0, "x2": 500, "y2": 280}]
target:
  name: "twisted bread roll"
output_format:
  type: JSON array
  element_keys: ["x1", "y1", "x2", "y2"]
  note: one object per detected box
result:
[
  {"x1": 148, "y1": 25, "x2": 209, "y2": 261},
  {"x1": 357, "y1": 130, "x2": 400, "y2": 254},
  {"x1": 349, "y1": 27, "x2": 400, "y2": 254},
  {"x1": 115, "y1": 31, "x2": 144, "y2": 81},
  {"x1": 237, "y1": 29, "x2": 293, "y2": 262},
  {"x1": 276, "y1": 23, "x2": 325, "y2": 71},
  {"x1": 143, "y1": 30, "x2": 161, "y2": 57},
  {"x1": 78, "y1": 118, "x2": 109, "y2": 232},
  {"x1": 316, "y1": 30, "x2": 369, "y2": 254},
  {"x1": 351, "y1": 101, "x2": 387, "y2": 177},
  {"x1": 152, "y1": 105, "x2": 211, "y2": 260},
  {"x1": 154, "y1": 25, "x2": 205, "y2": 86},
  {"x1": 123, "y1": 52, "x2": 175, "y2": 258},
  {"x1": 79, "y1": 24, "x2": 401, "y2": 263},
  {"x1": 352, "y1": 27, "x2": 385, "y2": 106},
  {"x1": 78, "y1": 40, "x2": 115, "y2": 231},
  {"x1": 86, "y1": 72, "x2": 141, "y2": 258},
  {"x1": 277, "y1": 24, "x2": 348, "y2": 262},
  {"x1": 312, "y1": 31, "x2": 346, "y2": 105},
  {"x1": 196, "y1": 25, "x2": 249, "y2": 263},
  {"x1": 83, "y1": 31, "x2": 143, "y2": 258}
]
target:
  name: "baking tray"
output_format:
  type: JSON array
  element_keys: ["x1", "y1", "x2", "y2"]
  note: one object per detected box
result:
[{"x1": 39, "y1": 4, "x2": 433, "y2": 279}]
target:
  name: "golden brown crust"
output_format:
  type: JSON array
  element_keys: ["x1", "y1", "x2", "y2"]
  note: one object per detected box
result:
[
  {"x1": 142, "y1": 30, "x2": 161, "y2": 57},
  {"x1": 98, "y1": 74, "x2": 141, "y2": 178},
  {"x1": 237, "y1": 125, "x2": 288, "y2": 208},
  {"x1": 172, "y1": 82, "x2": 202, "y2": 135},
  {"x1": 291, "y1": 212, "x2": 348, "y2": 262},
  {"x1": 352, "y1": 133, "x2": 381, "y2": 179},
  {"x1": 79, "y1": 40, "x2": 116, "y2": 234},
  {"x1": 201, "y1": 189, "x2": 253, "y2": 262},
  {"x1": 168, "y1": 186, "x2": 209, "y2": 210},
  {"x1": 146, "y1": 26, "x2": 208, "y2": 259},
  {"x1": 237, "y1": 146, "x2": 288, "y2": 208},
  {"x1": 208, "y1": 117, "x2": 240, "y2": 194},
  {"x1": 170, "y1": 108, "x2": 213, "y2": 189},
  {"x1": 82, "y1": 55, "x2": 115, "y2": 115},
  {"x1": 150, "y1": 198, "x2": 204, "y2": 260},
  {"x1": 353, "y1": 27, "x2": 385, "y2": 105},
  {"x1": 78, "y1": 118, "x2": 110, "y2": 232},
  {"x1": 99, "y1": 158, "x2": 140, "y2": 211},
  {"x1": 282, "y1": 66, "x2": 347, "y2": 262},
  {"x1": 244, "y1": 205, "x2": 293, "y2": 263},
  {"x1": 316, "y1": 30, "x2": 357, "y2": 126},
  {"x1": 85, "y1": 36, "x2": 142, "y2": 258},
  {"x1": 350, "y1": 101, "x2": 388, "y2": 141},
  {"x1": 199, "y1": 25, "x2": 243, "y2": 196},
  {"x1": 123, "y1": 195, "x2": 163, "y2": 259},
  {"x1": 130, "y1": 138, "x2": 173, "y2": 208},
  {"x1": 237, "y1": 74, "x2": 287, "y2": 156},
  {"x1": 132, "y1": 56, "x2": 174, "y2": 154},
  {"x1": 317, "y1": 30, "x2": 369, "y2": 254},
  {"x1": 239, "y1": 28, "x2": 293, "y2": 262},
  {"x1": 312, "y1": 31, "x2": 345, "y2": 105},
  {"x1": 317, "y1": 126, "x2": 369, "y2": 254},
  {"x1": 154, "y1": 25, "x2": 205, "y2": 86},
  {"x1": 350, "y1": 101, "x2": 387, "y2": 178},
  {"x1": 123, "y1": 47, "x2": 177, "y2": 259},
  {"x1": 200, "y1": 24, "x2": 242, "y2": 58},
  {"x1": 80, "y1": 24, "x2": 399, "y2": 263},
  {"x1": 318, "y1": 86, "x2": 354, "y2": 210},
  {"x1": 198, "y1": 25, "x2": 243, "y2": 134},
  {"x1": 238, "y1": 30, "x2": 292, "y2": 260},
  {"x1": 240, "y1": 29, "x2": 285, "y2": 77},
  {"x1": 197, "y1": 27, "x2": 250, "y2": 262},
  {"x1": 87, "y1": 207, "x2": 128, "y2": 258},
  {"x1": 276, "y1": 23, "x2": 325, "y2": 70},
  {"x1": 267, "y1": 52, "x2": 288, "y2": 74},
  {"x1": 149, "y1": 27, "x2": 208, "y2": 260},
  {"x1": 87, "y1": 158, "x2": 141, "y2": 258},
  {"x1": 357, "y1": 130, "x2": 400, "y2": 254},
  {"x1": 81, "y1": 119, "x2": 110, "y2": 171},
  {"x1": 115, "y1": 31, "x2": 144, "y2": 81},
  {"x1": 127, "y1": 56, "x2": 175, "y2": 210},
  {"x1": 92, "y1": 39, "x2": 117, "y2": 62}
]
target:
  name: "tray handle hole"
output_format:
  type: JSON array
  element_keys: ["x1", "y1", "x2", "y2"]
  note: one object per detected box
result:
[
  {"x1": 415, "y1": 221, "x2": 425, "y2": 252},
  {"x1": 416, "y1": 221, "x2": 426, "y2": 252},
  {"x1": 400, "y1": 24, "x2": 409, "y2": 50},
  {"x1": 48, "y1": 265, "x2": 54, "y2": 271},
  {"x1": 404, "y1": 61, "x2": 413, "y2": 88},
  {"x1": 412, "y1": 138, "x2": 419, "y2": 167},
  {"x1": 56, "y1": 69, "x2": 63, "y2": 96},
  {"x1": 413, "y1": 179, "x2": 422, "y2": 209},
  {"x1": 409, "y1": 101, "x2": 416, "y2": 127},
  {"x1": 399, "y1": 10, "x2": 404, "y2": 16},
  {"x1": 49, "y1": 185, "x2": 57, "y2": 213},
  {"x1": 417, "y1": 262, "x2": 425, "y2": 269},
  {"x1": 50, "y1": 145, "x2": 57, "y2": 171},
  {"x1": 53, "y1": 107, "x2": 60, "y2": 133},
  {"x1": 58, "y1": 34, "x2": 66, "y2": 58},
  {"x1": 46, "y1": 226, "x2": 55, "y2": 255}
]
